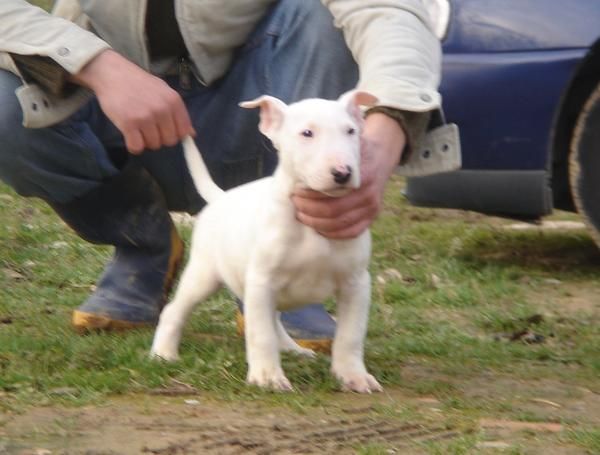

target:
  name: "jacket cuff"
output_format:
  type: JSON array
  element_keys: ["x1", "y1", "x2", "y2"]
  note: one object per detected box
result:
[
  {"x1": 365, "y1": 106, "x2": 431, "y2": 164},
  {"x1": 11, "y1": 54, "x2": 70, "y2": 97}
]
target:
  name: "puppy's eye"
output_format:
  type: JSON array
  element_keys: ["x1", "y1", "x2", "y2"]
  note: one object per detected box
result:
[
  {"x1": 347, "y1": 127, "x2": 356, "y2": 135},
  {"x1": 301, "y1": 129, "x2": 314, "y2": 138}
]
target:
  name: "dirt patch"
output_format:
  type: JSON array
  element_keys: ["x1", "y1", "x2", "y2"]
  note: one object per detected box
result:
[
  {"x1": 527, "y1": 281, "x2": 600, "y2": 316},
  {"x1": 0, "y1": 392, "x2": 458, "y2": 455},
  {"x1": 2, "y1": 375, "x2": 597, "y2": 455},
  {"x1": 460, "y1": 373, "x2": 600, "y2": 425}
]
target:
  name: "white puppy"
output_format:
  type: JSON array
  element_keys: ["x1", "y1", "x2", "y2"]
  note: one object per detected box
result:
[{"x1": 151, "y1": 90, "x2": 382, "y2": 393}]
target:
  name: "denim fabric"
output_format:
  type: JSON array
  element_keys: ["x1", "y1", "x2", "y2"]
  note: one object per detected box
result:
[{"x1": 0, "y1": 0, "x2": 358, "y2": 213}]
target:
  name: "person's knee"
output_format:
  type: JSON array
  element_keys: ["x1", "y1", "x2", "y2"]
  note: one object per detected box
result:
[
  {"x1": 0, "y1": 71, "x2": 24, "y2": 141},
  {"x1": 275, "y1": 0, "x2": 346, "y2": 51},
  {"x1": 0, "y1": 71, "x2": 100, "y2": 203},
  {"x1": 0, "y1": 71, "x2": 30, "y2": 193},
  {"x1": 266, "y1": 0, "x2": 358, "y2": 100}
]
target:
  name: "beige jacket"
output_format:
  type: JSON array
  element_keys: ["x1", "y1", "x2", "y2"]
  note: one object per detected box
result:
[{"x1": 0, "y1": 0, "x2": 460, "y2": 176}]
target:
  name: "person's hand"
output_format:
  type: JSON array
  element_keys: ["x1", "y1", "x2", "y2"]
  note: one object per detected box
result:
[
  {"x1": 71, "y1": 49, "x2": 195, "y2": 154},
  {"x1": 292, "y1": 112, "x2": 405, "y2": 239}
]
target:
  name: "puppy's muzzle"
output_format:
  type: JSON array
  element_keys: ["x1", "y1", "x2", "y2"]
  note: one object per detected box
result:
[{"x1": 331, "y1": 165, "x2": 353, "y2": 185}]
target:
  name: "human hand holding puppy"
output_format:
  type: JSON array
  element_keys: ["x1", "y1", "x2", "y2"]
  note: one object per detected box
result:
[{"x1": 292, "y1": 113, "x2": 405, "y2": 239}]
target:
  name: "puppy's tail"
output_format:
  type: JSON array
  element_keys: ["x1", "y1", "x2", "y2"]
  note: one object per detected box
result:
[{"x1": 182, "y1": 135, "x2": 224, "y2": 204}]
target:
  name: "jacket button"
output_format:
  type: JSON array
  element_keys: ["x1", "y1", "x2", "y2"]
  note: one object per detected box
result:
[
  {"x1": 420, "y1": 93, "x2": 432, "y2": 102},
  {"x1": 57, "y1": 47, "x2": 70, "y2": 57}
]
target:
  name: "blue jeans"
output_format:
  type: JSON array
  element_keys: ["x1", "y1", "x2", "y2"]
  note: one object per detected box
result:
[{"x1": 0, "y1": 0, "x2": 358, "y2": 213}]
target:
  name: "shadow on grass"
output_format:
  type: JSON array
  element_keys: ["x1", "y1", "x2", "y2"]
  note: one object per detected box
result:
[{"x1": 457, "y1": 229, "x2": 600, "y2": 277}]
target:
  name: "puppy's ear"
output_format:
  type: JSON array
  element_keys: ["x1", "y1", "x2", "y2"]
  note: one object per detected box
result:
[
  {"x1": 239, "y1": 95, "x2": 287, "y2": 140},
  {"x1": 338, "y1": 90, "x2": 379, "y2": 126}
]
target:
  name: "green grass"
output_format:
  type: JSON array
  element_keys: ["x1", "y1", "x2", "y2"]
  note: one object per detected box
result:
[
  {"x1": 566, "y1": 428, "x2": 600, "y2": 453},
  {"x1": 2, "y1": 179, "x2": 597, "y2": 407},
  {"x1": 1, "y1": 178, "x2": 599, "y2": 449}
]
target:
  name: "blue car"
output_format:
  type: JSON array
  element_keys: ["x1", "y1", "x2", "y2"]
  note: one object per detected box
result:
[{"x1": 407, "y1": 0, "x2": 600, "y2": 243}]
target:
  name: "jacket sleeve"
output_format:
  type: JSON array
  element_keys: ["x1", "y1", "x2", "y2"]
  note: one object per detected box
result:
[
  {"x1": 0, "y1": 0, "x2": 110, "y2": 76},
  {"x1": 323, "y1": 0, "x2": 442, "y2": 159},
  {"x1": 323, "y1": 0, "x2": 442, "y2": 113}
]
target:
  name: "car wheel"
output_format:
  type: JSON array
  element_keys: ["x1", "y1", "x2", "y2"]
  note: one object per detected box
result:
[{"x1": 569, "y1": 83, "x2": 600, "y2": 248}]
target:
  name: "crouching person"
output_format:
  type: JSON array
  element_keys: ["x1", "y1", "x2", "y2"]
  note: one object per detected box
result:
[{"x1": 0, "y1": 0, "x2": 452, "y2": 350}]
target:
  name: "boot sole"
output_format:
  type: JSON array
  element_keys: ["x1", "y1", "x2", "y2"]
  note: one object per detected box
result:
[
  {"x1": 235, "y1": 310, "x2": 332, "y2": 355},
  {"x1": 72, "y1": 225, "x2": 185, "y2": 334},
  {"x1": 72, "y1": 310, "x2": 152, "y2": 333}
]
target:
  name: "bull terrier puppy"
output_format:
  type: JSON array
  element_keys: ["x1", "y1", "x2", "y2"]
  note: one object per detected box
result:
[{"x1": 151, "y1": 90, "x2": 382, "y2": 393}]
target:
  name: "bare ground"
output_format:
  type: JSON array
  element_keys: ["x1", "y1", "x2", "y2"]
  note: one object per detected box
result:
[
  {"x1": 1, "y1": 366, "x2": 598, "y2": 455},
  {"x1": 1, "y1": 389, "x2": 457, "y2": 454}
]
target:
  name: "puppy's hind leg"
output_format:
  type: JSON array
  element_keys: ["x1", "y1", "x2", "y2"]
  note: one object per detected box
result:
[
  {"x1": 151, "y1": 256, "x2": 220, "y2": 362},
  {"x1": 275, "y1": 313, "x2": 316, "y2": 358}
]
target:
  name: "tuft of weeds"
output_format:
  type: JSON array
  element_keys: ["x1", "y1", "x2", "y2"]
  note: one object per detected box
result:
[{"x1": 565, "y1": 428, "x2": 600, "y2": 454}]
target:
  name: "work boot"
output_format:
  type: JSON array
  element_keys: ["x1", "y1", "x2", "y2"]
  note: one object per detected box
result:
[
  {"x1": 236, "y1": 302, "x2": 336, "y2": 354},
  {"x1": 49, "y1": 167, "x2": 184, "y2": 331}
]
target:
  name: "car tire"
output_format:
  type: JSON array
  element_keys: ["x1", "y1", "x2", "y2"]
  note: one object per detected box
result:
[{"x1": 569, "y1": 83, "x2": 600, "y2": 248}]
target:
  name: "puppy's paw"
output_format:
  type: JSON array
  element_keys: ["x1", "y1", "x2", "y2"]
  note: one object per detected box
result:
[
  {"x1": 247, "y1": 367, "x2": 293, "y2": 392},
  {"x1": 149, "y1": 347, "x2": 180, "y2": 363},
  {"x1": 332, "y1": 368, "x2": 383, "y2": 394}
]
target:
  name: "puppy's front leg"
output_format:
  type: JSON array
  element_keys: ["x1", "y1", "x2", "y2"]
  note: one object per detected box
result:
[
  {"x1": 331, "y1": 271, "x2": 382, "y2": 393},
  {"x1": 244, "y1": 280, "x2": 293, "y2": 391}
]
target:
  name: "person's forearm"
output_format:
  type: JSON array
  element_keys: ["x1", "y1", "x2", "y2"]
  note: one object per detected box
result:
[
  {"x1": 70, "y1": 49, "x2": 127, "y2": 92},
  {"x1": 366, "y1": 107, "x2": 431, "y2": 164},
  {"x1": 362, "y1": 112, "x2": 406, "y2": 179}
]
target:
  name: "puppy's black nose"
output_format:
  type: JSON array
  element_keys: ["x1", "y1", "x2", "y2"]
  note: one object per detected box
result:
[{"x1": 331, "y1": 165, "x2": 352, "y2": 185}]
